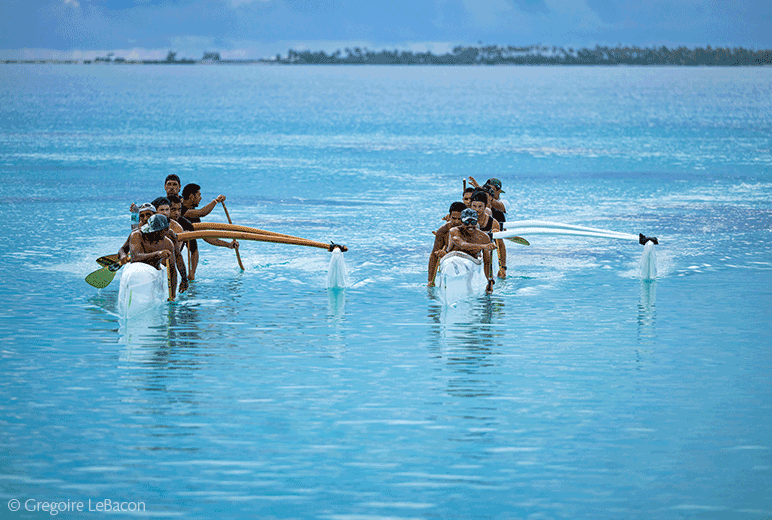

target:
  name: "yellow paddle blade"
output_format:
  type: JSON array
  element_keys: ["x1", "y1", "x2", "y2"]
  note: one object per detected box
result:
[
  {"x1": 85, "y1": 265, "x2": 119, "y2": 288},
  {"x1": 505, "y1": 236, "x2": 530, "y2": 246}
]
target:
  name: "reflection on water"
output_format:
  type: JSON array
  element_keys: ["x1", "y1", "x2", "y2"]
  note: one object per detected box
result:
[
  {"x1": 428, "y1": 294, "x2": 505, "y2": 343},
  {"x1": 118, "y1": 305, "x2": 171, "y2": 347},
  {"x1": 327, "y1": 287, "x2": 346, "y2": 322},
  {"x1": 427, "y1": 295, "x2": 506, "y2": 407},
  {"x1": 637, "y1": 280, "x2": 657, "y2": 342}
]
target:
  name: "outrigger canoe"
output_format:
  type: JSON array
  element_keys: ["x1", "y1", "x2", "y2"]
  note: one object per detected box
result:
[
  {"x1": 432, "y1": 220, "x2": 659, "y2": 304},
  {"x1": 118, "y1": 263, "x2": 169, "y2": 319}
]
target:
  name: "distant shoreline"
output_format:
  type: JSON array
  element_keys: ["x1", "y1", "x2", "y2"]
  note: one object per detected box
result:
[{"x1": 4, "y1": 45, "x2": 772, "y2": 66}]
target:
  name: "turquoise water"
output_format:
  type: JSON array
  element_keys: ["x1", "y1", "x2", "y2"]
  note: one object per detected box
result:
[{"x1": 1, "y1": 65, "x2": 771, "y2": 519}]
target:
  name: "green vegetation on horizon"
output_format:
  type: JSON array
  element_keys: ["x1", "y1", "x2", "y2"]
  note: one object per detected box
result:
[
  {"x1": 281, "y1": 44, "x2": 771, "y2": 66},
  {"x1": 4, "y1": 45, "x2": 771, "y2": 66}
]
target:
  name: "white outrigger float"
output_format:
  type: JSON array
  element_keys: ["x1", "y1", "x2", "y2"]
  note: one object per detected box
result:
[
  {"x1": 433, "y1": 219, "x2": 659, "y2": 305},
  {"x1": 117, "y1": 262, "x2": 170, "y2": 319},
  {"x1": 435, "y1": 251, "x2": 490, "y2": 305}
]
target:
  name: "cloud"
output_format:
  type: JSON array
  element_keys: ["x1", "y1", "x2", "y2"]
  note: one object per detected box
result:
[{"x1": 1, "y1": 0, "x2": 771, "y2": 56}]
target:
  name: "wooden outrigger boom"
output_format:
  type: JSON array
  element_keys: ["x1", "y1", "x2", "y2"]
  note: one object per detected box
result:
[{"x1": 177, "y1": 230, "x2": 347, "y2": 252}]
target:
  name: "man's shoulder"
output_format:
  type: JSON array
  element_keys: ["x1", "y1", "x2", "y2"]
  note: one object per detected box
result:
[
  {"x1": 437, "y1": 222, "x2": 454, "y2": 234},
  {"x1": 475, "y1": 230, "x2": 492, "y2": 242}
]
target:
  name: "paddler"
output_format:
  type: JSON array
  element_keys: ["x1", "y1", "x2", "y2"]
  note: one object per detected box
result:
[
  {"x1": 164, "y1": 174, "x2": 181, "y2": 199},
  {"x1": 180, "y1": 183, "x2": 239, "y2": 280},
  {"x1": 462, "y1": 187, "x2": 475, "y2": 208},
  {"x1": 447, "y1": 209, "x2": 497, "y2": 294},
  {"x1": 129, "y1": 214, "x2": 177, "y2": 300},
  {"x1": 167, "y1": 195, "x2": 194, "y2": 232},
  {"x1": 468, "y1": 176, "x2": 507, "y2": 222},
  {"x1": 484, "y1": 178, "x2": 509, "y2": 219},
  {"x1": 152, "y1": 196, "x2": 189, "y2": 294},
  {"x1": 469, "y1": 191, "x2": 507, "y2": 279},
  {"x1": 428, "y1": 201, "x2": 467, "y2": 287},
  {"x1": 117, "y1": 202, "x2": 156, "y2": 265}
]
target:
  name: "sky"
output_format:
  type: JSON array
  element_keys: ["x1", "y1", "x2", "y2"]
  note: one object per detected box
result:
[{"x1": 0, "y1": 0, "x2": 770, "y2": 60}]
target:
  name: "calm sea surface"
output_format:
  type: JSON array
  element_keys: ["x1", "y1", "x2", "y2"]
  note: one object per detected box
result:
[{"x1": 1, "y1": 65, "x2": 771, "y2": 519}]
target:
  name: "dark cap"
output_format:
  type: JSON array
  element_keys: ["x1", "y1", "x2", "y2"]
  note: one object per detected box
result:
[
  {"x1": 460, "y1": 208, "x2": 478, "y2": 225},
  {"x1": 141, "y1": 214, "x2": 169, "y2": 234},
  {"x1": 485, "y1": 178, "x2": 504, "y2": 193}
]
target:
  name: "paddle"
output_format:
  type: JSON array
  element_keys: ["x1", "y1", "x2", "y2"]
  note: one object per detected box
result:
[
  {"x1": 221, "y1": 202, "x2": 245, "y2": 271},
  {"x1": 85, "y1": 262, "x2": 122, "y2": 289},
  {"x1": 505, "y1": 236, "x2": 530, "y2": 246},
  {"x1": 96, "y1": 254, "x2": 119, "y2": 267}
]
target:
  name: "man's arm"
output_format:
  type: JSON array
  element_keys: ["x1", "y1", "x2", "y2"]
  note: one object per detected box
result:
[
  {"x1": 491, "y1": 220, "x2": 507, "y2": 278},
  {"x1": 117, "y1": 236, "x2": 131, "y2": 264},
  {"x1": 168, "y1": 235, "x2": 188, "y2": 293},
  {"x1": 496, "y1": 239, "x2": 507, "y2": 278},
  {"x1": 483, "y1": 248, "x2": 494, "y2": 288},
  {"x1": 184, "y1": 194, "x2": 226, "y2": 219},
  {"x1": 428, "y1": 226, "x2": 448, "y2": 286},
  {"x1": 164, "y1": 237, "x2": 177, "y2": 300},
  {"x1": 202, "y1": 237, "x2": 239, "y2": 249},
  {"x1": 448, "y1": 229, "x2": 496, "y2": 256}
]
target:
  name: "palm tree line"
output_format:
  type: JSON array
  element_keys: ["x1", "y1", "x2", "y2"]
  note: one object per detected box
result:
[
  {"x1": 4, "y1": 44, "x2": 770, "y2": 66},
  {"x1": 281, "y1": 44, "x2": 771, "y2": 66}
]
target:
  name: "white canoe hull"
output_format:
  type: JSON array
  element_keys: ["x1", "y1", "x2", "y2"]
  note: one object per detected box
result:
[
  {"x1": 118, "y1": 263, "x2": 168, "y2": 319},
  {"x1": 436, "y1": 251, "x2": 487, "y2": 305}
]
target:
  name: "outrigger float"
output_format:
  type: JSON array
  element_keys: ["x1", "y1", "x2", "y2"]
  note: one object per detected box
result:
[
  {"x1": 117, "y1": 262, "x2": 171, "y2": 319},
  {"x1": 86, "y1": 219, "x2": 349, "y2": 319},
  {"x1": 434, "y1": 220, "x2": 659, "y2": 304}
]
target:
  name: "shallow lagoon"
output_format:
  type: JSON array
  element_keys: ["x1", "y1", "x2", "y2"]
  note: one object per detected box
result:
[{"x1": 1, "y1": 65, "x2": 771, "y2": 519}]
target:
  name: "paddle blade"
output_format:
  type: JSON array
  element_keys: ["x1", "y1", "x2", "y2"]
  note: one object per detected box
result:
[
  {"x1": 96, "y1": 254, "x2": 119, "y2": 267},
  {"x1": 85, "y1": 265, "x2": 119, "y2": 288},
  {"x1": 505, "y1": 236, "x2": 530, "y2": 246}
]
